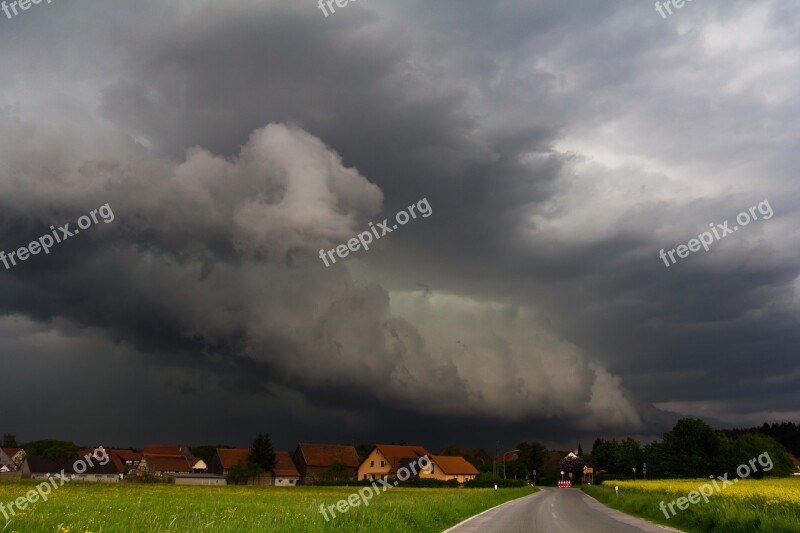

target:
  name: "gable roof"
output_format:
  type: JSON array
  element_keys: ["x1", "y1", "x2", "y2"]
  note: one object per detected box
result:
[
  {"x1": 430, "y1": 455, "x2": 479, "y2": 475},
  {"x1": 274, "y1": 451, "x2": 300, "y2": 477},
  {"x1": 374, "y1": 444, "x2": 429, "y2": 466},
  {"x1": 296, "y1": 444, "x2": 359, "y2": 468},
  {"x1": 2, "y1": 448, "x2": 22, "y2": 458},
  {"x1": 216, "y1": 448, "x2": 250, "y2": 470}
]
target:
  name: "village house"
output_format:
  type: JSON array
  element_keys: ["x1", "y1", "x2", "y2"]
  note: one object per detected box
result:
[
  {"x1": 21, "y1": 455, "x2": 119, "y2": 483},
  {"x1": 421, "y1": 455, "x2": 479, "y2": 483},
  {"x1": 211, "y1": 448, "x2": 250, "y2": 477},
  {"x1": 273, "y1": 451, "x2": 301, "y2": 486},
  {"x1": 0, "y1": 448, "x2": 15, "y2": 472},
  {"x1": 292, "y1": 443, "x2": 359, "y2": 484},
  {"x1": 210, "y1": 448, "x2": 300, "y2": 486},
  {"x1": 357, "y1": 444, "x2": 431, "y2": 481},
  {"x1": 112, "y1": 449, "x2": 142, "y2": 471},
  {"x1": 0, "y1": 447, "x2": 24, "y2": 469},
  {"x1": 139, "y1": 444, "x2": 206, "y2": 476}
]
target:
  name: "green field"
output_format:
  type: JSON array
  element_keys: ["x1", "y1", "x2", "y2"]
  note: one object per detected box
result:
[
  {"x1": 0, "y1": 481, "x2": 535, "y2": 532},
  {"x1": 582, "y1": 478, "x2": 800, "y2": 533}
]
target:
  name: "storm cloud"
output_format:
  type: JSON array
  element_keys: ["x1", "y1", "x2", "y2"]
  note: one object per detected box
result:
[{"x1": 0, "y1": 0, "x2": 798, "y2": 450}]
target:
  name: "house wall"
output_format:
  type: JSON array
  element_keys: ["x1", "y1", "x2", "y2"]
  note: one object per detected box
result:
[{"x1": 273, "y1": 476, "x2": 299, "y2": 486}]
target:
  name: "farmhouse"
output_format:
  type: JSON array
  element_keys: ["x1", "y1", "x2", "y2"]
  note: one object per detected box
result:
[
  {"x1": 139, "y1": 444, "x2": 206, "y2": 476},
  {"x1": 273, "y1": 451, "x2": 300, "y2": 486},
  {"x1": 293, "y1": 443, "x2": 359, "y2": 483},
  {"x1": 211, "y1": 448, "x2": 250, "y2": 477},
  {"x1": 211, "y1": 448, "x2": 300, "y2": 486},
  {"x1": 112, "y1": 449, "x2": 142, "y2": 470}
]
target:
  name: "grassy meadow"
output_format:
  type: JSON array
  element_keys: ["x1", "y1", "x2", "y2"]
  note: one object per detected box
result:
[
  {"x1": 583, "y1": 478, "x2": 800, "y2": 533},
  {"x1": 0, "y1": 481, "x2": 535, "y2": 533}
]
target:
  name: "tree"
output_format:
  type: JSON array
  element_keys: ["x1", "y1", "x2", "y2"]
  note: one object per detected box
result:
[
  {"x1": 2, "y1": 434, "x2": 17, "y2": 448},
  {"x1": 517, "y1": 442, "x2": 547, "y2": 480},
  {"x1": 21, "y1": 440, "x2": 79, "y2": 468},
  {"x1": 577, "y1": 443, "x2": 584, "y2": 457},
  {"x1": 591, "y1": 438, "x2": 621, "y2": 476},
  {"x1": 249, "y1": 433, "x2": 276, "y2": 474},
  {"x1": 355, "y1": 444, "x2": 373, "y2": 460},
  {"x1": 559, "y1": 453, "x2": 585, "y2": 483},
  {"x1": 191, "y1": 444, "x2": 233, "y2": 465},
  {"x1": 720, "y1": 433, "x2": 794, "y2": 478},
  {"x1": 225, "y1": 462, "x2": 253, "y2": 485},
  {"x1": 442, "y1": 445, "x2": 462, "y2": 456},
  {"x1": 619, "y1": 437, "x2": 643, "y2": 477},
  {"x1": 658, "y1": 418, "x2": 724, "y2": 478},
  {"x1": 322, "y1": 461, "x2": 350, "y2": 482}
]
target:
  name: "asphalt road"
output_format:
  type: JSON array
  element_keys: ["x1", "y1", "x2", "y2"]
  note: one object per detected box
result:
[{"x1": 444, "y1": 488, "x2": 682, "y2": 533}]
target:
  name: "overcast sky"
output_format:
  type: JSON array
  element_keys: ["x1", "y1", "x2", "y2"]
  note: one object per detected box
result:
[{"x1": 1, "y1": 0, "x2": 798, "y2": 453}]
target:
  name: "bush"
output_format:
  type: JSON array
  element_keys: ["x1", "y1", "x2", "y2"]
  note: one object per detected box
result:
[{"x1": 465, "y1": 478, "x2": 527, "y2": 488}]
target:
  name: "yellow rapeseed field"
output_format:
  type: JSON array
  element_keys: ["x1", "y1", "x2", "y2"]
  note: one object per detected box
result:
[{"x1": 607, "y1": 477, "x2": 800, "y2": 507}]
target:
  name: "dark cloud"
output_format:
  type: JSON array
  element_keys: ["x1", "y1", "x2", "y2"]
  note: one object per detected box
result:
[{"x1": 0, "y1": 0, "x2": 798, "y2": 452}]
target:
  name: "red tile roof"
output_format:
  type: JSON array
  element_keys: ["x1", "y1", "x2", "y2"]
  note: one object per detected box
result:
[
  {"x1": 2, "y1": 448, "x2": 22, "y2": 458},
  {"x1": 274, "y1": 451, "x2": 300, "y2": 477},
  {"x1": 297, "y1": 444, "x2": 359, "y2": 468},
  {"x1": 430, "y1": 455, "x2": 479, "y2": 475},
  {"x1": 216, "y1": 448, "x2": 250, "y2": 470}
]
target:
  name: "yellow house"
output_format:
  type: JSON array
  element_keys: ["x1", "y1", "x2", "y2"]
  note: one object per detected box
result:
[
  {"x1": 420, "y1": 455, "x2": 479, "y2": 483},
  {"x1": 357, "y1": 444, "x2": 430, "y2": 481}
]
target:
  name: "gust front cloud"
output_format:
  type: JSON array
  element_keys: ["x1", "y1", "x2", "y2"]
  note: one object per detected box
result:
[{"x1": 0, "y1": 117, "x2": 642, "y2": 431}]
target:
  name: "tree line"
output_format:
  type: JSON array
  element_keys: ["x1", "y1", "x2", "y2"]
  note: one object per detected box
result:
[{"x1": 591, "y1": 418, "x2": 795, "y2": 480}]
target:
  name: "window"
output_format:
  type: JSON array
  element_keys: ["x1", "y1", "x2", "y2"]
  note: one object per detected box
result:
[
  {"x1": 371, "y1": 474, "x2": 376, "y2": 480},
  {"x1": 380, "y1": 460, "x2": 385, "y2": 467},
  {"x1": 289, "y1": 479, "x2": 295, "y2": 484},
  {"x1": 370, "y1": 460, "x2": 374, "y2": 467}
]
